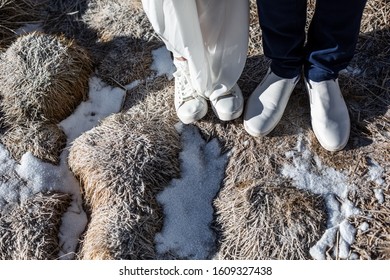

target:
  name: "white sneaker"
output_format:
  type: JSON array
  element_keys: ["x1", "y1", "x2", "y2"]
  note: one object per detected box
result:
[
  {"x1": 173, "y1": 59, "x2": 208, "y2": 124},
  {"x1": 244, "y1": 68, "x2": 300, "y2": 136},
  {"x1": 305, "y1": 78, "x2": 350, "y2": 151},
  {"x1": 210, "y1": 84, "x2": 244, "y2": 121}
]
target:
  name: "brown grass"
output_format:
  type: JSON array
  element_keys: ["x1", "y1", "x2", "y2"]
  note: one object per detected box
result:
[
  {"x1": 0, "y1": 32, "x2": 92, "y2": 126},
  {"x1": 96, "y1": 37, "x2": 153, "y2": 87},
  {"x1": 68, "y1": 108, "x2": 180, "y2": 259},
  {"x1": 42, "y1": 0, "x2": 93, "y2": 42},
  {"x1": 82, "y1": 0, "x2": 153, "y2": 42},
  {"x1": 0, "y1": 192, "x2": 72, "y2": 260},
  {"x1": 0, "y1": 0, "x2": 45, "y2": 50},
  {"x1": 0, "y1": 0, "x2": 387, "y2": 261},
  {"x1": 0, "y1": 122, "x2": 66, "y2": 164},
  {"x1": 350, "y1": 186, "x2": 390, "y2": 259},
  {"x1": 215, "y1": 183, "x2": 326, "y2": 260},
  {"x1": 83, "y1": 0, "x2": 159, "y2": 86}
]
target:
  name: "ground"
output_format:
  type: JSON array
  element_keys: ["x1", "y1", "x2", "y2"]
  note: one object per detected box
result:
[{"x1": 0, "y1": 0, "x2": 389, "y2": 260}]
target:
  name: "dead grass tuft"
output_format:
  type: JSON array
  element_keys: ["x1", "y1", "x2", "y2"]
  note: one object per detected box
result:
[
  {"x1": 83, "y1": 0, "x2": 159, "y2": 86},
  {"x1": 0, "y1": 32, "x2": 92, "y2": 126},
  {"x1": 96, "y1": 37, "x2": 153, "y2": 87},
  {"x1": 0, "y1": 0, "x2": 45, "y2": 50},
  {"x1": 215, "y1": 182, "x2": 326, "y2": 260},
  {"x1": 0, "y1": 122, "x2": 66, "y2": 164},
  {"x1": 0, "y1": 192, "x2": 72, "y2": 260},
  {"x1": 82, "y1": 0, "x2": 154, "y2": 43},
  {"x1": 42, "y1": 0, "x2": 95, "y2": 44},
  {"x1": 68, "y1": 109, "x2": 180, "y2": 259},
  {"x1": 350, "y1": 185, "x2": 390, "y2": 259},
  {"x1": 42, "y1": 0, "x2": 158, "y2": 84}
]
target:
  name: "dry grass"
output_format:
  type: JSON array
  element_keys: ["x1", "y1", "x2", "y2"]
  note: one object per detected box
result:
[
  {"x1": 0, "y1": 192, "x2": 72, "y2": 260},
  {"x1": 350, "y1": 184, "x2": 390, "y2": 259},
  {"x1": 95, "y1": 37, "x2": 153, "y2": 87},
  {"x1": 42, "y1": 0, "x2": 95, "y2": 47},
  {"x1": 0, "y1": 0, "x2": 45, "y2": 50},
  {"x1": 0, "y1": 122, "x2": 66, "y2": 164},
  {"x1": 83, "y1": 0, "x2": 158, "y2": 86},
  {"x1": 0, "y1": 0, "x2": 387, "y2": 261},
  {"x1": 82, "y1": 0, "x2": 153, "y2": 43},
  {"x1": 42, "y1": 0, "x2": 159, "y2": 85},
  {"x1": 68, "y1": 106, "x2": 180, "y2": 259},
  {"x1": 215, "y1": 183, "x2": 326, "y2": 260},
  {"x1": 0, "y1": 32, "x2": 92, "y2": 126}
]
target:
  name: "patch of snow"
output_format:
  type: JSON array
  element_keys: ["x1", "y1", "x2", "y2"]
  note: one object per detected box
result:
[
  {"x1": 282, "y1": 135, "x2": 359, "y2": 260},
  {"x1": 374, "y1": 189, "x2": 384, "y2": 204},
  {"x1": 15, "y1": 152, "x2": 87, "y2": 259},
  {"x1": 151, "y1": 46, "x2": 175, "y2": 79},
  {"x1": 359, "y1": 222, "x2": 369, "y2": 232},
  {"x1": 0, "y1": 146, "x2": 23, "y2": 210},
  {"x1": 155, "y1": 125, "x2": 229, "y2": 259},
  {"x1": 367, "y1": 159, "x2": 385, "y2": 186},
  {"x1": 340, "y1": 66, "x2": 363, "y2": 76},
  {"x1": 59, "y1": 76, "x2": 126, "y2": 144},
  {"x1": 14, "y1": 23, "x2": 43, "y2": 35},
  {"x1": 124, "y1": 80, "x2": 141, "y2": 91},
  {"x1": 0, "y1": 76, "x2": 125, "y2": 259}
]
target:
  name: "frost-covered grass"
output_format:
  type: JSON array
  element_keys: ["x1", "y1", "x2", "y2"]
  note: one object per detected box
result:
[
  {"x1": 1, "y1": 0, "x2": 389, "y2": 260},
  {"x1": 282, "y1": 135, "x2": 360, "y2": 259},
  {"x1": 0, "y1": 75, "x2": 126, "y2": 259}
]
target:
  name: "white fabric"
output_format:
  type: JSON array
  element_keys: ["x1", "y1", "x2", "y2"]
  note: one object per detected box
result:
[{"x1": 142, "y1": 0, "x2": 249, "y2": 98}]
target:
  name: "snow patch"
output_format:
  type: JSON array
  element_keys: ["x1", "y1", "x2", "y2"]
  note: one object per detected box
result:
[
  {"x1": 282, "y1": 135, "x2": 359, "y2": 260},
  {"x1": 0, "y1": 76, "x2": 125, "y2": 259},
  {"x1": 359, "y1": 222, "x2": 369, "y2": 232},
  {"x1": 151, "y1": 46, "x2": 175, "y2": 79},
  {"x1": 367, "y1": 159, "x2": 385, "y2": 186},
  {"x1": 59, "y1": 76, "x2": 125, "y2": 144},
  {"x1": 155, "y1": 125, "x2": 229, "y2": 259},
  {"x1": 15, "y1": 23, "x2": 43, "y2": 35}
]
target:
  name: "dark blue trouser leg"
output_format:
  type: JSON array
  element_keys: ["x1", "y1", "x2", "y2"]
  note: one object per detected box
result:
[
  {"x1": 257, "y1": 0, "x2": 307, "y2": 79},
  {"x1": 257, "y1": 0, "x2": 367, "y2": 81},
  {"x1": 305, "y1": 0, "x2": 367, "y2": 81}
]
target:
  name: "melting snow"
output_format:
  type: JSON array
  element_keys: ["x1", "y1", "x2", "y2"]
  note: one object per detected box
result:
[
  {"x1": 282, "y1": 135, "x2": 360, "y2": 260},
  {"x1": 155, "y1": 124, "x2": 229, "y2": 259},
  {"x1": 0, "y1": 76, "x2": 126, "y2": 259}
]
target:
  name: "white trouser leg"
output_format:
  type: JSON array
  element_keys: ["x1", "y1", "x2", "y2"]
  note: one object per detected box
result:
[{"x1": 142, "y1": 0, "x2": 249, "y2": 98}]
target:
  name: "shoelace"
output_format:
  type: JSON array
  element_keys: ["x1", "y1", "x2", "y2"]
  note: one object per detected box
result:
[{"x1": 174, "y1": 65, "x2": 199, "y2": 106}]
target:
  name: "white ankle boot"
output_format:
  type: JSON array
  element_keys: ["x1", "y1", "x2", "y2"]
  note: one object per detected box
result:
[
  {"x1": 244, "y1": 69, "x2": 300, "y2": 136},
  {"x1": 173, "y1": 59, "x2": 208, "y2": 124},
  {"x1": 210, "y1": 84, "x2": 244, "y2": 121},
  {"x1": 305, "y1": 78, "x2": 350, "y2": 151}
]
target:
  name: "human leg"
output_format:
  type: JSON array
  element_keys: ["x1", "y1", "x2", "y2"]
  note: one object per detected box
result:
[
  {"x1": 196, "y1": 0, "x2": 249, "y2": 121},
  {"x1": 142, "y1": 0, "x2": 249, "y2": 122},
  {"x1": 304, "y1": 0, "x2": 367, "y2": 151},
  {"x1": 244, "y1": 0, "x2": 305, "y2": 136},
  {"x1": 142, "y1": 0, "x2": 208, "y2": 123},
  {"x1": 304, "y1": 0, "x2": 368, "y2": 81},
  {"x1": 257, "y1": 0, "x2": 307, "y2": 78}
]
